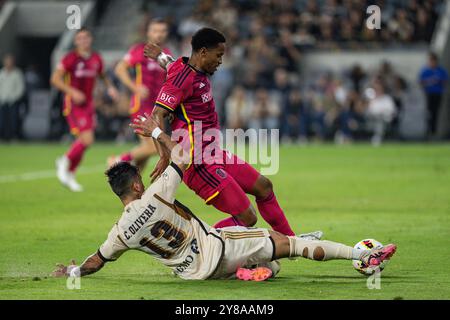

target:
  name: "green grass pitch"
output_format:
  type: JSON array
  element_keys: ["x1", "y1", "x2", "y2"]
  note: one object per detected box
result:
[{"x1": 0, "y1": 143, "x2": 449, "y2": 300}]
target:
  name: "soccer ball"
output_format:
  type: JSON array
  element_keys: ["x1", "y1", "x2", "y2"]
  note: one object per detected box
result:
[{"x1": 352, "y1": 239, "x2": 389, "y2": 276}]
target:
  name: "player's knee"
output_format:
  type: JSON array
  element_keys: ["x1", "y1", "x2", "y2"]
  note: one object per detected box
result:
[
  {"x1": 79, "y1": 133, "x2": 94, "y2": 146},
  {"x1": 254, "y1": 175, "x2": 273, "y2": 198},
  {"x1": 242, "y1": 215, "x2": 257, "y2": 227},
  {"x1": 247, "y1": 213, "x2": 257, "y2": 226},
  {"x1": 85, "y1": 137, "x2": 94, "y2": 146},
  {"x1": 237, "y1": 209, "x2": 257, "y2": 227}
]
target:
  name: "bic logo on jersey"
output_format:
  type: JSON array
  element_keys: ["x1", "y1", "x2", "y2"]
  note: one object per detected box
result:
[{"x1": 159, "y1": 92, "x2": 176, "y2": 105}]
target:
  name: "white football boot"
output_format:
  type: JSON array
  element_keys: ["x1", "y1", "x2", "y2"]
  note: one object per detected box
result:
[
  {"x1": 56, "y1": 156, "x2": 70, "y2": 187},
  {"x1": 298, "y1": 230, "x2": 324, "y2": 241},
  {"x1": 66, "y1": 172, "x2": 83, "y2": 192}
]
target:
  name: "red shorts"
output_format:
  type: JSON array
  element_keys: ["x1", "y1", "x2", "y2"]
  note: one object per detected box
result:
[
  {"x1": 183, "y1": 150, "x2": 260, "y2": 215},
  {"x1": 63, "y1": 100, "x2": 95, "y2": 136},
  {"x1": 129, "y1": 94, "x2": 155, "y2": 121}
]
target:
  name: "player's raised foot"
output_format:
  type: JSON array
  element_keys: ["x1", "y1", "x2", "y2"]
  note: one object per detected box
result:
[
  {"x1": 298, "y1": 230, "x2": 324, "y2": 241},
  {"x1": 56, "y1": 156, "x2": 70, "y2": 187},
  {"x1": 236, "y1": 267, "x2": 272, "y2": 282},
  {"x1": 361, "y1": 244, "x2": 397, "y2": 267},
  {"x1": 66, "y1": 173, "x2": 83, "y2": 192}
]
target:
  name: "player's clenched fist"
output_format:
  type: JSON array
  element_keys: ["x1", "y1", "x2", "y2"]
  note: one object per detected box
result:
[
  {"x1": 144, "y1": 42, "x2": 174, "y2": 70},
  {"x1": 144, "y1": 42, "x2": 162, "y2": 60},
  {"x1": 134, "y1": 85, "x2": 149, "y2": 99},
  {"x1": 69, "y1": 88, "x2": 86, "y2": 105}
]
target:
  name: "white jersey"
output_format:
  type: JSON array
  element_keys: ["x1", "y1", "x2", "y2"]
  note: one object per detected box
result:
[{"x1": 98, "y1": 163, "x2": 224, "y2": 280}]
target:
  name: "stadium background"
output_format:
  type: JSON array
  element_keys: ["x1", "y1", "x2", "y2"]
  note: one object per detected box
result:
[
  {"x1": 1, "y1": 0, "x2": 449, "y2": 143},
  {"x1": 0, "y1": 0, "x2": 450, "y2": 300}
]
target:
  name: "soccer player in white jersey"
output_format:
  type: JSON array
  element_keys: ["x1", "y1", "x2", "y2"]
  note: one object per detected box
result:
[{"x1": 52, "y1": 116, "x2": 397, "y2": 281}]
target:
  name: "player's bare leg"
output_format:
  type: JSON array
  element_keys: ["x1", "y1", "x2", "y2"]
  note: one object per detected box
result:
[
  {"x1": 213, "y1": 205, "x2": 257, "y2": 228},
  {"x1": 233, "y1": 206, "x2": 258, "y2": 226},
  {"x1": 56, "y1": 130, "x2": 94, "y2": 192},
  {"x1": 108, "y1": 136, "x2": 157, "y2": 172}
]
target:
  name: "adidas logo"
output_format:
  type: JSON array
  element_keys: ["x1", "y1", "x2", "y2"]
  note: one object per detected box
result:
[{"x1": 199, "y1": 82, "x2": 205, "y2": 88}]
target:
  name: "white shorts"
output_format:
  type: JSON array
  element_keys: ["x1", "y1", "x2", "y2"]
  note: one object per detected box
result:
[{"x1": 209, "y1": 226, "x2": 279, "y2": 279}]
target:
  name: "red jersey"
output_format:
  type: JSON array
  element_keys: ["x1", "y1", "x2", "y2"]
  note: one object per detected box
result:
[
  {"x1": 154, "y1": 57, "x2": 220, "y2": 163},
  {"x1": 58, "y1": 51, "x2": 103, "y2": 110},
  {"x1": 123, "y1": 43, "x2": 171, "y2": 113}
]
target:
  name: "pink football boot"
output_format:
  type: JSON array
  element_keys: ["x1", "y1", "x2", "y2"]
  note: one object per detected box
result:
[
  {"x1": 363, "y1": 244, "x2": 397, "y2": 267},
  {"x1": 236, "y1": 267, "x2": 273, "y2": 282}
]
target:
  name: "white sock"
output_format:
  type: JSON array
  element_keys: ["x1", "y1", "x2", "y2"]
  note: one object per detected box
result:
[{"x1": 288, "y1": 237, "x2": 368, "y2": 261}]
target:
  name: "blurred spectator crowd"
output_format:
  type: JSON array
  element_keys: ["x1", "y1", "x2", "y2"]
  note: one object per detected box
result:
[
  {"x1": 171, "y1": 0, "x2": 442, "y2": 52},
  {"x1": 0, "y1": 0, "x2": 447, "y2": 143},
  {"x1": 223, "y1": 61, "x2": 407, "y2": 145},
  {"x1": 133, "y1": 0, "x2": 442, "y2": 144}
]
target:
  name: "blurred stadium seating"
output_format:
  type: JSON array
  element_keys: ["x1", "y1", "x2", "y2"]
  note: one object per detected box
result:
[{"x1": 0, "y1": 0, "x2": 449, "y2": 143}]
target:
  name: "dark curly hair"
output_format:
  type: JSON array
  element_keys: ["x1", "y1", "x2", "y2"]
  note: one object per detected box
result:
[
  {"x1": 105, "y1": 162, "x2": 140, "y2": 198},
  {"x1": 191, "y1": 27, "x2": 226, "y2": 52}
]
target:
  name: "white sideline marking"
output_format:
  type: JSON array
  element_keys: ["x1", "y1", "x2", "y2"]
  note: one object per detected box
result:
[{"x1": 0, "y1": 165, "x2": 105, "y2": 184}]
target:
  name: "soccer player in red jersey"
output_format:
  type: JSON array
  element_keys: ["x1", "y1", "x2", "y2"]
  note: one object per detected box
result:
[
  {"x1": 108, "y1": 18, "x2": 172, "y2": 172},
  {"x1": 51, "y1": 28, "x2": 118, "y2": 192},
  {"x1": 143, "y1": 28, "x2": 309, "y2": 237}
]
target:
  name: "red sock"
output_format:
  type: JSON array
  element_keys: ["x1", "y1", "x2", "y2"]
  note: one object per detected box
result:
[
  {"x1": 120, "y1": 152, "x2": 133, "y2": 162},
  {"x1": 256, "y1": 191, "x2": 295, "y2": 236},
  {"x1": 213, "y1": 216, "x2": 244, "y2": 229},
  {"x1": 66, "y1": 140, "x2": 87, "y2": 172}
]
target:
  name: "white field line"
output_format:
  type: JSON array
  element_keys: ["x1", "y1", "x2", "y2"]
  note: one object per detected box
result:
[{"x1": 0, "y1": 164, "x2": 106, "y2": 184}]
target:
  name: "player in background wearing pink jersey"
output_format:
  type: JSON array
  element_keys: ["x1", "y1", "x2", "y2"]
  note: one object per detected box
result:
[
  {"x1": 144, "y1": 28, "x2": 321, "y2": 239},
  {"x1": 51, "y1": 28, "x2": 118, "y2": 192},
  {"x1": 108, "y1": 18, "x2": 172, "y2": 172}
]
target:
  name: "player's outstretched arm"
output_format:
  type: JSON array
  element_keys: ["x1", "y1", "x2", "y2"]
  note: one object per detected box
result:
[
  {"x1": 130, "y1": 114, "x2": 189, "y2": 173},
  {"x1": 52, "y1": 252, "x2": 106, "y2": 278},
  {"x1": 147, "y1": 107, "x2": 172, "y2": 182},
  {"x1": 115, "y1": 60, "x2": 149, "y2": 99},
  {"x1": 144, "y1": 42, "x2": 175, "y2": 70}
]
